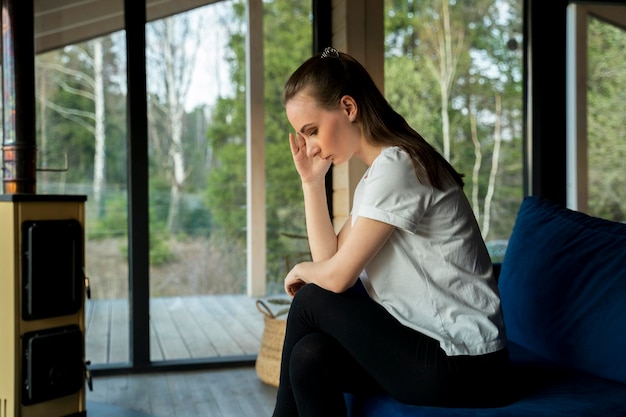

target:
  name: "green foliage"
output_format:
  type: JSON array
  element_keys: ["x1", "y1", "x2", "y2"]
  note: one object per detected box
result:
[
  {"x1": 149, "y1": 177, "x2": 171, "y2": 226},
  {"x1": 42, "y1": 88, "x2": 95, "y2": 182},
  {"x1": 181, "y1": 196, "x2": 213, "y2": 238},
  {"x1": 206, "y1": 142, "x2": 247, "y2": 239},
  {"x1": 205, "y1": 0, "x2": 312, "y2": 284},
  {"x1": 38, "y1": 0, "x2": 548, "y2": 290},
  {"x1": 262, "y1": 0, "x2": 312, "y2": 281},
  {"x1": 148, "y1": 223, "x2": 176, "y2": 266},
  {"x1": 85, "y1": 187, "x2": 176, "y2": 265},
  {"x1": 86, "y1": 193, "x2": 128, "y2": 240},
  {"x1": 586, "y1": 17, "x2": 626, "y2": 222},
  {"x1": 114, "y1": 228, "x2": 176, "y2": 267},
  {"x1": 112, "y1": 210, "x2": 176, "y2": 267},
  {"x1": 37, "y1": 38, "x2": 127, "y2": 185},
  {"x1": 384, "y1": 56, "x2": 441, "y2": 147},
  {"x1": 384, "y1": 0, "x2": 524, "y2": 242}
]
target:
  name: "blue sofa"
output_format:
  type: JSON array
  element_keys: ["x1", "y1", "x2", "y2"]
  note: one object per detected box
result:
[{"x1": 346, "y1": 196, "x2": 626, "y2": 416}]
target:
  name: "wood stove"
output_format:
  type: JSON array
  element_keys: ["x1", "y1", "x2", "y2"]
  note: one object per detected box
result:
[
  {"x1": 1, "y1": 2, "x2": 90, "y2": 414},
  {"x1": 0, "y1": 194, "x2": 88, "y2": 417}
]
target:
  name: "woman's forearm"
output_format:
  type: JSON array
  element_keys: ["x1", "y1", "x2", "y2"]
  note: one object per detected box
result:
[{"x1": 302, "y1": 180, "x2": 338, "y2": 261}]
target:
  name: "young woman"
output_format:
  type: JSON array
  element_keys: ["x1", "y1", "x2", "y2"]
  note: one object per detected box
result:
[{"x1": 273, "y1": 47, "x2": 510, "y2": 417}]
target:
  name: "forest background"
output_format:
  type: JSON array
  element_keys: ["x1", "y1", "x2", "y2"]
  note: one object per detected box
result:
[{"x1": 29, "y1": 0, "x2": 625, "y2": 299}]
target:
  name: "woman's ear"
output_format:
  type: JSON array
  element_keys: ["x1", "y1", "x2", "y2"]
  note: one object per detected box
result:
[{"x1": 340, "y1": 95, "x2": 358, "y2": 122}]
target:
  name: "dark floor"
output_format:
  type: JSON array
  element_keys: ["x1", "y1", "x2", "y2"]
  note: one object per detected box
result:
[
  {"x1": 87, "y1": 366, "x2": 278, "y2": 417},
  {"x1": 88, "y1": 401, "x2": 155, "y2": 416}
]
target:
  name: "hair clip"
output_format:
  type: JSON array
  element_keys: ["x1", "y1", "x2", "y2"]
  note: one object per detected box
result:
[{"x1": 320, "y1": 46, "x2": 340, "y2": 59}]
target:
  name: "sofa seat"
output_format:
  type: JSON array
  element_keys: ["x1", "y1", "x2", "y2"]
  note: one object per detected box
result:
[{"x1": 345, "y1": 342, "x2": 626, "y2": 416}]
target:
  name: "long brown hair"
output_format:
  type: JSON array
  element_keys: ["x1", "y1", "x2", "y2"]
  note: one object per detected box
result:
[{"x1": 283, "y1": 48, "x2": 464, "y2": 190}]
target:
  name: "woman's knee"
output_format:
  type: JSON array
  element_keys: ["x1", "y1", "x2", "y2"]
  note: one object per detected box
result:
[
  {"x1": 289, "y1": 284, "x2": 332, "y2": 318},
  {"x1": 289, "y1": 333, "x2": 335, "y2": 386},
  {"x1": 290, "y1": 333, "x2": 328, "y2": 369},
  {"x1": 291, "y1": 283, "x2": 324, "y2": 305}
]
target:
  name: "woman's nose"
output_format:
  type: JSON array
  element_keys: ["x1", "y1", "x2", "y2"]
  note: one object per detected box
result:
[{"x1": 306, "y1": 141, "x2": 320, "y2": 158}]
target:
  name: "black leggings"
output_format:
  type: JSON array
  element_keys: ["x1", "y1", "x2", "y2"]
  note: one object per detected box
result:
[{"x1": 272, "y1": 281, "x2": 511, "y2": 417}]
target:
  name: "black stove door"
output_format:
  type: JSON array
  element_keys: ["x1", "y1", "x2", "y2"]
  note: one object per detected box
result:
[
  {"x1": 22, "y1": 325, "x2": 84, "y2": 405},
  {"x1": 21, "y1": 219, "x2": 83, "y2": 320}
]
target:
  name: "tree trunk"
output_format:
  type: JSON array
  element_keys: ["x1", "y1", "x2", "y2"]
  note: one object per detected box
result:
[
  {"x1": 93, "y1": 38, "x2": 106, "y2": 218},
  {"x1": 164, "y1": 18, "x2": 186, "y2": 233},
  {"x1": 482, "y1": 92, "x2": 502, "y2": 238}
]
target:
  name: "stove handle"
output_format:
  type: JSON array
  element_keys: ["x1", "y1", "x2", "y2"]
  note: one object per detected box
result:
[
  {"x1": 84, "y1": 360, "x2": 93, "y2": 391},
  {"x1": 84, "y1": 275, "x2": 91, "y2": 299}
]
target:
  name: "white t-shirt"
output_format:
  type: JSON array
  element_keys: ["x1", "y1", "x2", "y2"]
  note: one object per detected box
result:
[{"x1": 352, "y1": 146, "x2": 507, "y2": 356}]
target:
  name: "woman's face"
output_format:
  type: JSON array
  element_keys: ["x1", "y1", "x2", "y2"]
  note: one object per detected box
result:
[{"x1": 285, "y1": 91, "x2": 360, "y2": 166}]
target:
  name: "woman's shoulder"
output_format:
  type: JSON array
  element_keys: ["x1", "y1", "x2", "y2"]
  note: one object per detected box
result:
[
  {"x1": 379, "y1": 145, "x2": 404, "y2": 157},
  {"x1": 373, "y1": 146, "x2": 411, "y2": 166},
  {"x1": 367, "y1": 147, "x2": 419, "y2": 188}
]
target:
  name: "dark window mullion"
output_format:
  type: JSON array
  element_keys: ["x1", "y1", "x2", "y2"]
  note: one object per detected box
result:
[{"x1": 124, "y1": 0, "x2": 151, "y2": 371}]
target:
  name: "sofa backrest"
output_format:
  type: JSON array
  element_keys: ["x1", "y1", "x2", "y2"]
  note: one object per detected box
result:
[{"x1": 498, "y1": 196, "x2": 626, "y2": 385}]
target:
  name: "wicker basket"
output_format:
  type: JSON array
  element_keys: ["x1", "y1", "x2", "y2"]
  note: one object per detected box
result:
[{"x1": 255, "y1": 300, "x2": 287, "y2": 387}]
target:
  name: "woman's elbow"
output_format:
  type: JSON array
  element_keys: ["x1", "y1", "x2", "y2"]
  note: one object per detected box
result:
[{"x1": 325, "y1": 276, "x2": 358, "y2": 294}]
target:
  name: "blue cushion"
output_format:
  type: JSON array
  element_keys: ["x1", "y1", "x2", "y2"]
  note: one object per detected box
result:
[
  {"x1": 346, "y1": 374, "x2": 626, "y2": 417},
  {"x1": 345, "y1": 342, "x2": 626, "y2": 416},
  {"x1": 498, "y1": 196, "x2": 626, "y2": 385}
]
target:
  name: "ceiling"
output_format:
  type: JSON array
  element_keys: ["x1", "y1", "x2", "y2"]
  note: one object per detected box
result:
[{"x1": 34, "y1": 0, "x2": 220, "y2": 53}]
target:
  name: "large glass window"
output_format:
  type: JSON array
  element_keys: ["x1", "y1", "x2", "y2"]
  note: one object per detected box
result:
[
  {"x1": 144, "y1": 0, "x2": 312, "y2": 361},
  {"x1": 36, "y1": 32, "x2": 130, "y2": 365},
  {"x1": 586, "y1": 16, "x2": 626, "y2": 221},
  {"x1": 33, "y1": 0, "x2": 313, "y2": 370},
  {"x1": 36, "y1": 0, "x2": 312, "y2": 366},
  {"x1": 567, "y1": 4, "x2": 626, "y2": 222},
  {"x1": 145, "y1": 0, "x2": 252, "y2": 362},
  {"x1": 384, "y1": 0, "x2": 524, "y2": 261}
]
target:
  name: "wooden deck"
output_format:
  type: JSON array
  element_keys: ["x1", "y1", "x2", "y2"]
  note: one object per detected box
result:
[{"x1": 85, "y1": 295, "x2": 271, "y2": 365}]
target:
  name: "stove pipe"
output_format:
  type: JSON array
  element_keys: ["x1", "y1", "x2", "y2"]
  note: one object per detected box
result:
[{"x1": 2, "y1": 0, "x2": 36, "y2": 194}]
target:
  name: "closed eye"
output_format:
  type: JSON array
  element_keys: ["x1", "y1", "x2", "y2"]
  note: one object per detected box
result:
[{"x1": 299, "y1": 123, "x2": 317, "y2": 138}]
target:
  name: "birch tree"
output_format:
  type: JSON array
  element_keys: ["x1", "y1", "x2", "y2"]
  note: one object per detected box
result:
[
  {"x1": 419, "y1": 0, "x2": 466, "y2": 162},
  {"x1": 146, "y1": 12, "x2": 204, "y2": 234},
  {"x1": 470, "y1": 92, "x2": 503, "y2": 238},
  {"x1": 36, "y1": 38, "x2": 107, "y2": 215},
  {"x1": 385, "y1": 0, "x2": 522, "y2": 241}
]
